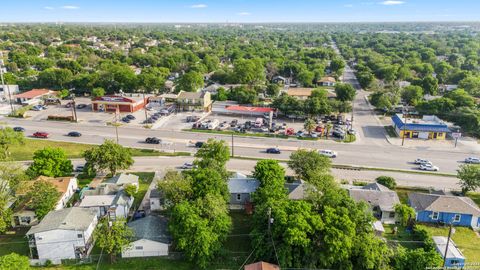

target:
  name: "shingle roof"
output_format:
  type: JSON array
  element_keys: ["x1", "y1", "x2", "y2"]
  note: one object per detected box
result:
[
  {"x1": 177, "y1": 91, "x2": 204, "y2": 99},
  {"x1": 35, "y1": 176, "x2": 75, "y2": 194},
  {"x1": 362, "y1": 183, "x2": 390, "y2": 192},
  {"x1": 14, "y1": 89, "x2": 54, "y2": 99},
  {"x1": 286, "y1": 181, "x2": 308, "y2": 200},
  {"x1": 106, "y1": 173, "x2": 139, "y2": 186},
  {"x1": 79, "y1": 195, "x2": 116, "y2": 207},
  {"x1": 228, "y1": 178, "x2": 259, "y2": 193},
  {"x1": 348, "y1": 189, "x2": 400, "y2": 212},
  {"x1": 244, "y1": 261, "x2": 280, "y2": 270},
  {"x1": 127, "y1": 214, "x2": 170, "y2": 243},
  {"x1": 408, "y1": 193, "x2": 480, "y2": 216},
  {"x1": 27, "y1": 207, "x2": 96, "y2": 235}
]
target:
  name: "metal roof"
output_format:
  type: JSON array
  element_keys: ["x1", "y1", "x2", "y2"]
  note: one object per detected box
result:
[
  {"x1": 432, "y1": 236, "x2": 465, "y2": 260},
  {"x1": 392, "y1": 114, "x2": 451, "y2": 133}
]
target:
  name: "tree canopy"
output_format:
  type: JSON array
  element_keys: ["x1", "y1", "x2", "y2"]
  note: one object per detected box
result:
[{"x1": 83, "y1": 140, "x2": 134, "y2": 176}]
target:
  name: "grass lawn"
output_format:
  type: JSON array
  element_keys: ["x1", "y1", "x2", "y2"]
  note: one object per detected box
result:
[
  {"x1": 47, "y1": 257, "x2": 194, "y2": 270},
  {"x1": 130, "y1": 172, "x2": 155, "y2": 210},
  {"x1": 466, "y1": 192, "x2": 480, "y2": 207},
  {"x1": 0, "y1": 227, "x2": 30, "y2": 257},
  {"x1": 395, "y1": 187, "x2": 430, "y2": 204},
  {"x1": 417, "y1": 224, "x2": 480, "y2": 263},
  {"x1": 8, "y1": 139, "x2": 190, "y2": 161},
  {"x1": 383, "y1": 224, "x2": 423, "y2": 249}
]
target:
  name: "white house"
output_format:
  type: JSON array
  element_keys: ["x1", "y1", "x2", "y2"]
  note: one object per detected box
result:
[
  {"x1": 26, "y1": 208, "x2": 98, "y2": 264},
  {"x1": 0, "y1": 84, "x2": 19, "y2": 102},
  {"x1": 78, "y1": 192, "x2": 133, "y2": 220},
  {"x1": 122, "y1": 214, "x2": 170, "y2": 258},
  {"x1": 105, "y1": 173, "x2": 139, "y2": 190}
]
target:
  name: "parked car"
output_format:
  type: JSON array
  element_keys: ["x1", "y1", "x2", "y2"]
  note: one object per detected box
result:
[
  {"x1": 186, "y1": 116, "x2": 200, "y2": 122},
  {"x1": 67, "y1": 131, "x2": 82, "y2": 137},
  {"x1": 319, "y1": 149, "x2": 337, "y2": 158},
  {"x1": 465, "y1": 157, "x2": 480, "y2": 164},
  {"x1": 332, "y1": 130, "x2": 345, "y2": 139},
  {"x1": 151, "y1": 115, "x2": 159, "y2": 120},
  {"x1": 126, "y1": 114, "x2": 136, "y2": 120},
  {"x1": 76, "y1": 104, "x2": 87, "y2": 109},
  {"x1": 13, "y1": 127, "x2": 25, "y2": 132},
  {"x1": 180, "y1": 162, "x2": 196, "y2": 169},
  {"x1": 75, "y1": 165, "x2": 85, "y2": 172},
  {"x1": 266, "y1": 148, "x2": 281, "y2": 154},
  {"x1": 65, "y1": 102, "x2": 74, "y2": 108},
  {"x1": 145, "y1": 137, "x2": 161, "y2": 144},
  {"x1": 315, "y1": 126, "x2": 324, "y2": 133},
  {"x1": 414, "y1": 158, "x2": 431, "y2": 165},
  {"x1": 122, "y1": 117, "x2": 131, "y2": 123},
  {"x1": 33, "y1": 132, "x2": 49, "y2": 138},
  {"x1": 32, "y1": 105, "x2": 45, "y2": 111},
  {"x1": 195, "y1": 141, "x2": 204, "y2": 148},
  {"x1": 285, "y1": 128, "x2": 295, "y2": 136},
  {"x1": 347, "y1": 129, "x2": 357, "y2": 135},
  {"x1": 419, "y1": 163, "x2": 439, "y2": 171},
  {"x1": 230, "y1": 119, "x2": 238, "y2": 127}
]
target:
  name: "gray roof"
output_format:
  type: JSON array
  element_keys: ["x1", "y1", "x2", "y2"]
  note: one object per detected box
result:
[
  {"x1": 82, "y1": 183, "x2": 120, "y2": 196},
  {"x1": 27, "y1": 207, "x2": 97, "y2": 235},
  {"x1": 362, "y1": 183, "x2": 390, "y2": 192},
  {"x1": 408, "y1": 193, "x2": 480, "y2": 216},
  {"x1": 228, "y1": 178, "x2": 259, "y2": 194},
  {"x1": 177, "y1": 91, "x2": 204, "y2": 99},
  {"x1": 348, "y1": 189, "x2": 400, "y2": 212},
  {"x1": 150, "y1": 189, "x2": 160, "y2": 199},
  {"x1": 79, "y1": 195, "x2": 116, "y2": 207},
  {"x1": 432, "y1": 236, "x2": 465, "y2": 259},
  {"x1": 128, "y1": 214, "x2": 170, "y2": 243},
  {"x1": 106, "y1": 173, "x2": 139, "y2": 186},
  {"x1": 286, "y1": 181, "x2": 309, "y2": 200}
]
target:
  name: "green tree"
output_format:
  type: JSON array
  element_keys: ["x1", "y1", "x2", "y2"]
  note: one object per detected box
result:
[
  {"x1": 421, "y1": 75, "x2": 438, "y2": 95},
  {"x1": 401, "y1": 85, "x2": 423, "y2": 106},
  {"x1": 303, "y1": 118, "x2": 316, "y2": 135},
  {"x1": 83, "y1": 140, "x2": 134, "y2": 176},
  {"x1": 444, "y1": 89, "x2": 476, "y2": 108},
  {"x1": 0, "y1": 127, "x2": 25, "y2": 160},
  {"x1": 228, "y1": 85, "x2": 258, "y2": 104},
  {"x1": 157, "y1": 170, "x2": 193, "y2": 206},
  {"x1": 138, "y1": 67, "x2": 170, "y2": 93},
  {"x1": 0, "y1": 163, "x2": 27, "y2": 233},
  {"x1": 123, "y1": 184, "x2": 137, "y2": 197},
  {"x1": 298, "y1": 70, "x2": 315, "y2": 87},
  {"x1": 38, "y1": 68, "x2": 73, "y2": 88},
  {"x1": 393, "y1": 247, "x2": 443, "y2": 270},
  {"x1": 176, "y1": 71, "x2": 204, "y2": 92},
  {"x1": 265, "y1": 83, "x2": 280, "y2": 97},
  {"x1": 253, "y1": 160, "x2": 287, "y2": 202},
  {"x1": 188, "y1": 168, "x2": 229, "y2": 202},
  {"x1": 458, "y1": 76, "x2": 480, "y2": 97},
  {"x1": 94, "y1": 217, "x2": 134, "y2": 263},
  {"x1": 457, "y1": 164, "x2": 480, "y2": 195},
  {"x1": 214, "y1": 87, "x2": 228, "y2": 101},
  {"x1": 335, "y1": 83, "x2": 356, "y2": 102},
  {"x1": 330, "y1": 57, "x2": 345, "y2": 76},
  {"x1": 288, "y1": 149, "x2": 331, "y2": 180},
  {"x1": 375, "y1": 176, "x2": 397, "y2": 189},
  {"x1": 26, "y1": 180, "x2": 60, "y2": 219},
  {"x1": 58, "y1": 89, "x2": 70, "y2": 99},
  {"x1": 0, "y1": 253, "x2": 30, "y2": 270},
  {"x1": 357, "y1": 71, "x2": 375, "y2": 89},
  {"x1": 194, "y1": 138, "x2": 230, "y2": 176},
  {"x1": 233, "y1": 58, "x2": 265, "y2": 86},
  {"x1": 394, "y1": 204, "x2": 416, "y2": 227},
  {"x1": 304, "y1": 89, "x2": 332, "y2": 117},
  {"x1": 26, "y1": 147, "x2": 73, "y2": 178},
  {"x1": 91, "y1": 87, "x2": 105, "y2": 98}
]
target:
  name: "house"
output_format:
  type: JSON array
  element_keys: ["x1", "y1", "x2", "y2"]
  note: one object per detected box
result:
[
  {"x1": 398, "y1": 81, "x2": 411, "y2": 88},
  {"x1": 286, "y1": 87, "x2": 337, "y2": 100},
  {"x1": 105, "y1": 173, "x2": 139, "y2": 190},
  {"x1": 272, "y1": 75, "x2": 288, "y2": 85},
  {"x1": 12, "y1": 176, "x2": 78, "y2": 227},
  {"x1": 227, "y1": 176, "x2": 259, "y2": 210},
  {"x1": 26, "y1": 207, "x2": 98, "y2": 264},
  {"x1": 432, "y1": 236, "x2": 465, "y2": 267},
  {"x1": 0, "y1": 84, "x2": 19, "y2": 102},
  {"x1": 392, "y1": 114, "x2": 450, "y2": 140},
  {"x1": 285, "y1": 180, "x2": 309, "y2": 200},
  {"x1": 244, "y1": 261, "x2": 280, "y2": 270},
  {"x1": 78, "y1": 191, "x2": 133, "y2": 220},
  {"x1": 149, "y1": 189, "x2": 162, "y2": 211},
  {"x1": 347, "y1": 183, "x2": 400, "y2": 224},
  {"x1": 317, "y1": 76, "x2": 336, "y2": 87},
  {"x1": 408, "y1": 193, "x2": 480, "y2": 228},
  {"x1": 91, "y1": 95, "x2": 146, "y2": 113},
  {"x1": 122, "y1": 214, "x2": 170, "y2": 258},
  {"x1": 13, "y1": 89, "x2": 57, "y2": 105},
  {"x1": 439, "y1": 84, "x2": 458, "y2": 93},
  {"x1": 176, "y1": 91, "x2": 212, "y2": 112}
]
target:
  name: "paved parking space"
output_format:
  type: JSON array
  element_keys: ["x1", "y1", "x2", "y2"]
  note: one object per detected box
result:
[{"x1": 159, "y1": 111, "x2": 208, "y2": 131}]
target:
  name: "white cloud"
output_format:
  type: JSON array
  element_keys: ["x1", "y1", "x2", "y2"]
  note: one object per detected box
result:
[
  {"x1": 380, "y1": 1, "x2": 405, "y2": 5},
  {"x1": 344, "y1": 4, "x2": 354, "y2": 8},
  {"x1": 61, "y1": 5, "x2": 80, "y2": 9},
  {"x1": 237, "y1": 12, "x2": 251, "y2": 16},
  {"x1": 44, "y1": 6, "x2": 54, "y2": 10},
  {"x1": 190, "y1": 4, "x2": 207, "y2": 8}
]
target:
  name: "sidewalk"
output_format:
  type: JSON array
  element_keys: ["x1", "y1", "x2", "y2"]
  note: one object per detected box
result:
[
  {"x1": 386, "y1": 135, "x2": 480, "y2": 154},
  {"x1": 138, "y1": 170, "x2": 165, "y2": 214}
]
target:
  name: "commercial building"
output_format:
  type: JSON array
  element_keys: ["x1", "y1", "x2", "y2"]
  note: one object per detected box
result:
[
  {"x1": 0, "y1": 84, "x2": 19, "y2": 102},
  {"x1": 176, "y1": 91, "x2": 212, "y2": 112},
  {"x1": 91, "y1": 95, "x2": 146, "y2": 113},
  {"x1": 13, "y1": 88, "x2": 57, "y2": 105},
  {"x1": 391, "y1": 114, "x2": 450, "y2": 140}
]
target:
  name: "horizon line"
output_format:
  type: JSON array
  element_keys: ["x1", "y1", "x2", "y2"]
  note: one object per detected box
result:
[{"x1": 0, "y1": 20, "x2": 479, "y2": 24}]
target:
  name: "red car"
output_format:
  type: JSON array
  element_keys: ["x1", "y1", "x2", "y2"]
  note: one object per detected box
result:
[{"x1": 33, "y1": 132, "x2": 49, "y2": 138}]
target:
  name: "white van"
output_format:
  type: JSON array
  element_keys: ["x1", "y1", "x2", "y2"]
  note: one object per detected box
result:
[{"x1": 254, "y1": 118, "x2": 263, "y2": 128}]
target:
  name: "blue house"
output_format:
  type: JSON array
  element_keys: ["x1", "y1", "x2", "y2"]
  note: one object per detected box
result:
[
  {"x1": 409, "y1": 193, "x2": 480, "y2": 228},
  {"x1": 432, "y1": 236, "x2": 465, "y2": 267}
]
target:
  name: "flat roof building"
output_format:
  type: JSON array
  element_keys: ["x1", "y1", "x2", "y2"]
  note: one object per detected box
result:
[
  {"x1": 91, "y1": 95, "x2": 146, "y2": 113},
  {"x1": 392, "y1": 114, "x2": 450, "y2": 140}
]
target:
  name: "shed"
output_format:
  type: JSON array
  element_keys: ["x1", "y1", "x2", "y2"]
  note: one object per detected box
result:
[
  {"x1": 432, "y1": 236, "x2": 465, "y2": 267},
  {"x1": 122, "y1": 214, "x2": 170, "y2": 258}
]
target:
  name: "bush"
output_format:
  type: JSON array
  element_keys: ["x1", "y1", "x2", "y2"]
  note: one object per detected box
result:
[
  {"x1": 8, "y1": 105, "x2": 32, "y2": 118},
  {"x1": 47, "y1": 115, "x2": 74, "y2": 121},
  {"x1": 376, "y1": 176, "x2": 397, "y2": 189}
]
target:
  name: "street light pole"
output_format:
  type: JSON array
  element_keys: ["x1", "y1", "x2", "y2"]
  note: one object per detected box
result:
[
  {"x1": 231, "y1": 134, "x2": 234, "y2": 157},
  {"x1": 142, "y1": 90, "x2": 148, "y2": 124},
  {"x1": 401, "y1": 110, "x2": 408, "y2": 146}
]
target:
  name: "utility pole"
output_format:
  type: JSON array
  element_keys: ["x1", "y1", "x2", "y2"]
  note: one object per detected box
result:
[
  {"x1": 71, "y1": 95, "x2": 78, "y2": 122},
  {"x1": 443, "y1": 223, "x2": 454, "y2": 268},
  {"x1": 0, "y1": 54, "x2": 14, "y2": 114},
  {"x1": 267, "y1": 207, "x2": 272, "y2": 232},
  {"x1": 142, "y1": 90, "x2": 148, "y2": 124},
  {"x1": 401, "y1": 110, "x2": 408, "y2": 146},
  {"x1": 231, "y1": 134, "x2": 234, "y2": 157}
]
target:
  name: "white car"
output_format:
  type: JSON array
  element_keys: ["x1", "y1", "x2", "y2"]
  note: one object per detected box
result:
[
  {"x1": 180, "y1": 162, "x2": 196, "y2": 169},
  {"x1": 419, "y1": 163, "x2": 439, "y2": 171},
  {"x1": 319, "y1": 149, "x2": 337, "y2": 158},
  {"x1": 414, "y1": 158, "x2": 431, "y2": 165},
  {"x1": 465, "y1": 157, "x2": 480, "y2": 164}
]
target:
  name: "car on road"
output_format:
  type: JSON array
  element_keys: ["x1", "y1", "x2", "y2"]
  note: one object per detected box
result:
[
  {"x1": 419, "y1": 163, "x2": 439, "y2": 171},
  {"x1": 67, "y1": 131, "x2": 82, "y2": 137},
  {"x1": 13, "y1": 127, "x2": 25, "y2": 132},
  {"x1": 180, "y1": 162, "x2": 196, "y2": 169},
  {"x1": 319, "y1": 149, "x2": 337, "y2": 158},
  {"x1": 75, "y1": 165, "x2": 85, "y2": 172},
  {"x1": 145, "y1": 137, "x2": 161, "y2": 144},
  {"x1": 76, "y1": 104, "x2": 87, "y2": 109},
  {"x1": 122, "y1": 117, "x2": 131, "y2": 123},
  {"x1": 465, "y1": 157, "x2": 480, "y2": 164},
  {"x1": 195, "y1": 141, "x2": 204, "y2": 148},
  {"x1": 266, "y1": 148, "x2": 281, "y2": 154},
  {"x1": 33, "y1": 132, "x2": 49, "y2": 138},
  {"x1": 414, "y1": 158, "x2": 431, "y2": 165},
  {"x1": 126, "y1": 114, "x2": 136, "y2": 120}
]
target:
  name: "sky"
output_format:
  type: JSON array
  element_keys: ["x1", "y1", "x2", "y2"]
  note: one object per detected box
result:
[{"x1": 1, "y1": 0, "x2": 480, "y2": 23}]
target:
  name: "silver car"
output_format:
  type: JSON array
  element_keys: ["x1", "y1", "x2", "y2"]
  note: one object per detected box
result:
[{"x1": 465, "y1": 157, "x2": 480, "y2": 164}]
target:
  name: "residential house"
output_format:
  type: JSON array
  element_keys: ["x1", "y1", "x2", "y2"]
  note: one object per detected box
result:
[
  {"x1": 272, "y1": 75, "x2": 289, "y2": 85},
  {"x1": 392, "y1": 114, "x2": 450, "y2": 140},
  {"x1": 408, "y1": 193, "x2": 480, "y2": 228},
  {"x1": 12, "y1": 176, "x2": 78, "y2": 227},
  {"x1": 0, "y1": 84, "x2": 19, "y2": 103},
  {"x1": 176, "y1": 91, "x2": 212, "y2": 112},
  {"x1": 317, "y1": 76, "x2": 336, "y2": 87},
  {"x1": 26, "y1": 207, "x2": 98, "y2": 264},
  {"x1": 13, "y1": 89, "x2": 57, "y2": 105},
  {"x1": 78, "y1": 191, "x2": 133, "y2": 220},
  {"x1": 105, "y1": 173, "x2": 139, "y2": 190},
  {"x1": 244, "y1": 261, "x2": 280, "y2": 270},
  {"x1": 347, "y1": 183, "x2": 400, "y2": 224},
  {"x1": 149, "y1": 189, "x2": 162, "y2": 211},
  {"x1": 439, "y1": 84, "x2": 458, "y2": 93},
  {"x1": 286, "y1": 87, "x2": 337, "y2": 101},
  {"x1": 432, "y1": 236, "x2": 465, "y2": 267},
  {"x1": 122, "y1": 214, "x2": 170, "y2": 258}
]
